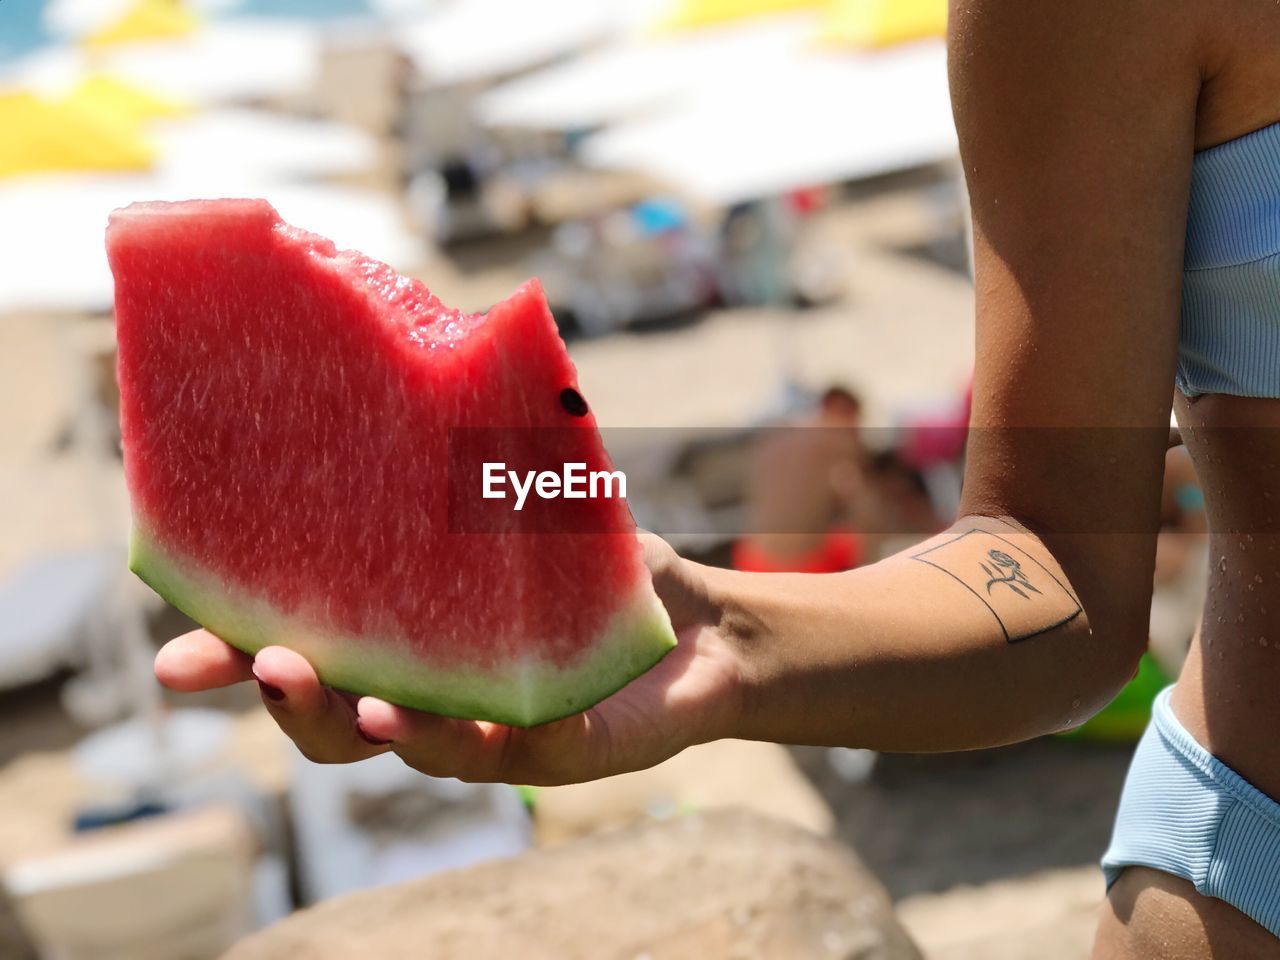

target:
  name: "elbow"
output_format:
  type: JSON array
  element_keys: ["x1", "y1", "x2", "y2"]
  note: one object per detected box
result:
[
  {"x1": 1053, "y1": 600, "x2": 1151, "y2": 734},
  {"x1": 1023, "y1": 523, "x2": 1159, "y2": 731},
  {"x1": 1093, "y1": 623, "x2": 1149, "y2": 707},
  {"x1": 1012, "y1": 536, "x2": 1155, "y2": 736}
]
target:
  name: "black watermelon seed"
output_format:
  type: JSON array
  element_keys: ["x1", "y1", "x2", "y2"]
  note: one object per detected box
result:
[{"x1": 559, "y1": 388, "x2": 589, "y2": 417}]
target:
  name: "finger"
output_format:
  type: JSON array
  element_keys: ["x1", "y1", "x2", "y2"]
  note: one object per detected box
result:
[
  {"x1": 356, "y1": 697, "x2": 515, "y2": 782},
  {"x1": 638, "y1": 530, "x2": 678, "y2": 577},
  {"x1": 638, "y1": 531, "x2": 714, "y2": 628},
  {"x1": 252, "y1": 646, "x2": 388, "y2": 764},
  {"x1": 155, "y1": 630, "x2": 254, "y2": 692}
]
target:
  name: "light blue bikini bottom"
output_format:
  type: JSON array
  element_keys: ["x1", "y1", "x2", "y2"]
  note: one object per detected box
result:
[{"x1": 1101, "y1": 686, "x2": 1280, "y2": 938}]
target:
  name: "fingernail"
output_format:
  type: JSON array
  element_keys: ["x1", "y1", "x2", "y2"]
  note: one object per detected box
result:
[
  {"x1": 257, "y1": 678, "x2": 286, "y2": 702},
  {"x1": 356, "y1": 719, "x2": 391, "y2": 746},
  {"x1": 252, "y1": 666, "x2": 286, "y2": 702}
]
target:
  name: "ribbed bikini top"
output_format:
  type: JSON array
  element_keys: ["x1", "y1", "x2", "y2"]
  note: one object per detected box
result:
[{"x1": 1178, "y1": 121, "x2": 1280, "y2": 397}]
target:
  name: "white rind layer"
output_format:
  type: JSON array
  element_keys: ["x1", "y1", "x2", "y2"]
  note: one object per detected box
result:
[{"x1": 132, "y1": 528, "x2": 678, "y2": 727}]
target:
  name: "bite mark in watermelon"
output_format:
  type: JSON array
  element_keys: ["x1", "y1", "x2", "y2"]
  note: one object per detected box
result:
[{"x1": 108, "y1": 199, "x2": 676, "y2": 727}]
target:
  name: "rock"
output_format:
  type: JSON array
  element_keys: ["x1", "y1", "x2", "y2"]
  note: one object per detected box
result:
[
  {"x1": 224, "y1": 810, "x2": 922, "y2": 960},
  {"x1": 531, "y1": 739, "x2": 835, "y2": 846}
]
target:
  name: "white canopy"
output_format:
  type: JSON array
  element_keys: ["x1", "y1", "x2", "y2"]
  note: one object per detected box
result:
[
  {"x1": 582, "y1": 41, "x2": 956, "y2": 205},
  {"x1": 477, "y1": 14, "x2": 815, "y2": 131},
  {"x1": 397, "y1": 0, "x2": 662, "y2": 87}
]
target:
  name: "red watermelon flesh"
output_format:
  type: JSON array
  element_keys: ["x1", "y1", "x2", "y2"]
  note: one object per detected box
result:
[{"x1": 109, "y1": 199, "x2": 675, "y2": 727}]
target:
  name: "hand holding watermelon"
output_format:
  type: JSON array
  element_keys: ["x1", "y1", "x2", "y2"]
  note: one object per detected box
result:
[{"x1": 156, "y1": 536, "x2": 746, "y2": 784}]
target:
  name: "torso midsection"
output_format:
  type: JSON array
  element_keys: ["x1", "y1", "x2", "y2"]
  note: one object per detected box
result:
[{"x1": 1171, "y1": 391, "x2": 1280, "y2": 797}]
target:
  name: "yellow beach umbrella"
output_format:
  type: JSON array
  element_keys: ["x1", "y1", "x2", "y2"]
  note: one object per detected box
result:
[
  {"x1": 84, "y1": 0, "x2": 197, "y2": 48},
  {"x1": 819, "y1": 0, "x2": 946, "y2": 49},
  {"x1": 0, "y1": 92, "x2": 155, "y2": 178},
  {"x1": 66, "y1": 74, "x2": 190, "y2": 125},
  {"x1": 657, "y1": 0, "x2": 830, "y2": 32}
]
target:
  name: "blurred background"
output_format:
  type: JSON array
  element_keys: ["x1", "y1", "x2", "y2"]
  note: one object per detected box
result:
[{"x1": 0, "y1": 1, "x2": 1208, "y2": 958}]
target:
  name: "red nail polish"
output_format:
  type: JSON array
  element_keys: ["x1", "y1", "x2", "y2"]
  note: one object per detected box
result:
[
  {"x1": 257, "y1": 679, "x2": 286, "y2": 702},
  {"x1": 356, "y1": 720, "x2": 391, "y2": 746}
]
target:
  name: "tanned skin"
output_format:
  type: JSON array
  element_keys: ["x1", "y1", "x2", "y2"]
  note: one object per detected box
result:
[{"x1": 158, "y1": 1, "x2": 1280, "y2": 955}]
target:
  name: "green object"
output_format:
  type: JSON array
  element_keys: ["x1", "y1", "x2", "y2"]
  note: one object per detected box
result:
[
  {"x1": 513, "y1": 785, "x2": 540, "y2": 810},
  {"x1": 1060, "y1": 652, "x2": 1171, "y2": 742}
]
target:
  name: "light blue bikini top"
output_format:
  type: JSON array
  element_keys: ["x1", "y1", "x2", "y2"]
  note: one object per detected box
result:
[{"x1": 1179, "y1": 122, "x2": 1280, "y2": 398}]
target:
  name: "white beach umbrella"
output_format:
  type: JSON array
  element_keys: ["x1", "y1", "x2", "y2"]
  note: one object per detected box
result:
[
  {"x1": 150, "y1": 109, "x2": 381, "y2": 181},
  {"x1": 264, "y1": 183, "x2": 423, "y2": 267},
  {"x1": 0, "y1": 174, "x2": 145, "y2": 314},
  {"x1": 102, "y1": 20, "x2": 320, "y2": 102},
  {"x1": 397, "y1": 0, "x2": 646, "y2": 87},
  {"x1": 476, "y1": 14, "x2": 816, "y2": 132},
  {"x1": 44, "y1": 0, "x2": 241, "y2": 39},
  {"x1": 10, "y1": 20, "x2": 320, "y2": 105},
  {"x1": 0, "y1": 175, "x2": 423, "y2": 315},
  {"x1": 581, "y1": 41, "x2": 956, "y2": 205}
]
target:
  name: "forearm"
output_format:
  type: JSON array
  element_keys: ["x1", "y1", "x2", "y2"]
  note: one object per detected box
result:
[{"x1": 705, "y1": 516, "x2": 1151, "y2": 752}]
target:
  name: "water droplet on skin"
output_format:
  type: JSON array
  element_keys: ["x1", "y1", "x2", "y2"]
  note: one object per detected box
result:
[
  {"x1": 1249, "y1": 583, "x2": 1255, "y2": 591},
  {"x1": 1217, "y1": 615, "x2": 1225, "y2": 624},
  {"x1": 1256, "y1": 574, "x2": 1264, "y2": 583},
  {"x1": 1071, "y1": 697, "x2": 1082, "y2": 710},
  {"x1": 1238, "y1": 613, "x2": 1247, "y2": 623},
  {"x1": 1247, "y1": 534, "x2": 1256, "y2": 543},
  {"x1": 1261, "y1": 637, "x2": 1269, "y2": 647},
  {"x1": 1219, "y1": 557, "x2": 1228, "y2": 572}
]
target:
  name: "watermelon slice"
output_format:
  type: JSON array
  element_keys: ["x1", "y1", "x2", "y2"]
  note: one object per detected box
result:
[{"x1": 109, "y1": 199, "x2": 676, "y2": 727}]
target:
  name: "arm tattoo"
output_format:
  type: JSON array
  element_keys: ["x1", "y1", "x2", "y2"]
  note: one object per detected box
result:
[
  {"x1": 912, "y1": 531, "x2": 1082, "y2": 643},
  {"x1": 981, "y1": 550, "x2": 1041, "y2": 599}
]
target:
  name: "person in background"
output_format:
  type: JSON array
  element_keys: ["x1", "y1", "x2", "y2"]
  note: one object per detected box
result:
[
  {"x1": 731, "y1": 385, "x2": 866, "y2": 574},
  {"x1": 853, "y1": 448, "x2": 946, "y2": 561}
]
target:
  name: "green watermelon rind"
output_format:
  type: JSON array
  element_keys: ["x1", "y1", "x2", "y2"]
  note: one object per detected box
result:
[{"x1": 132, "y1": 528, "x2": 678, "y2": 728}]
